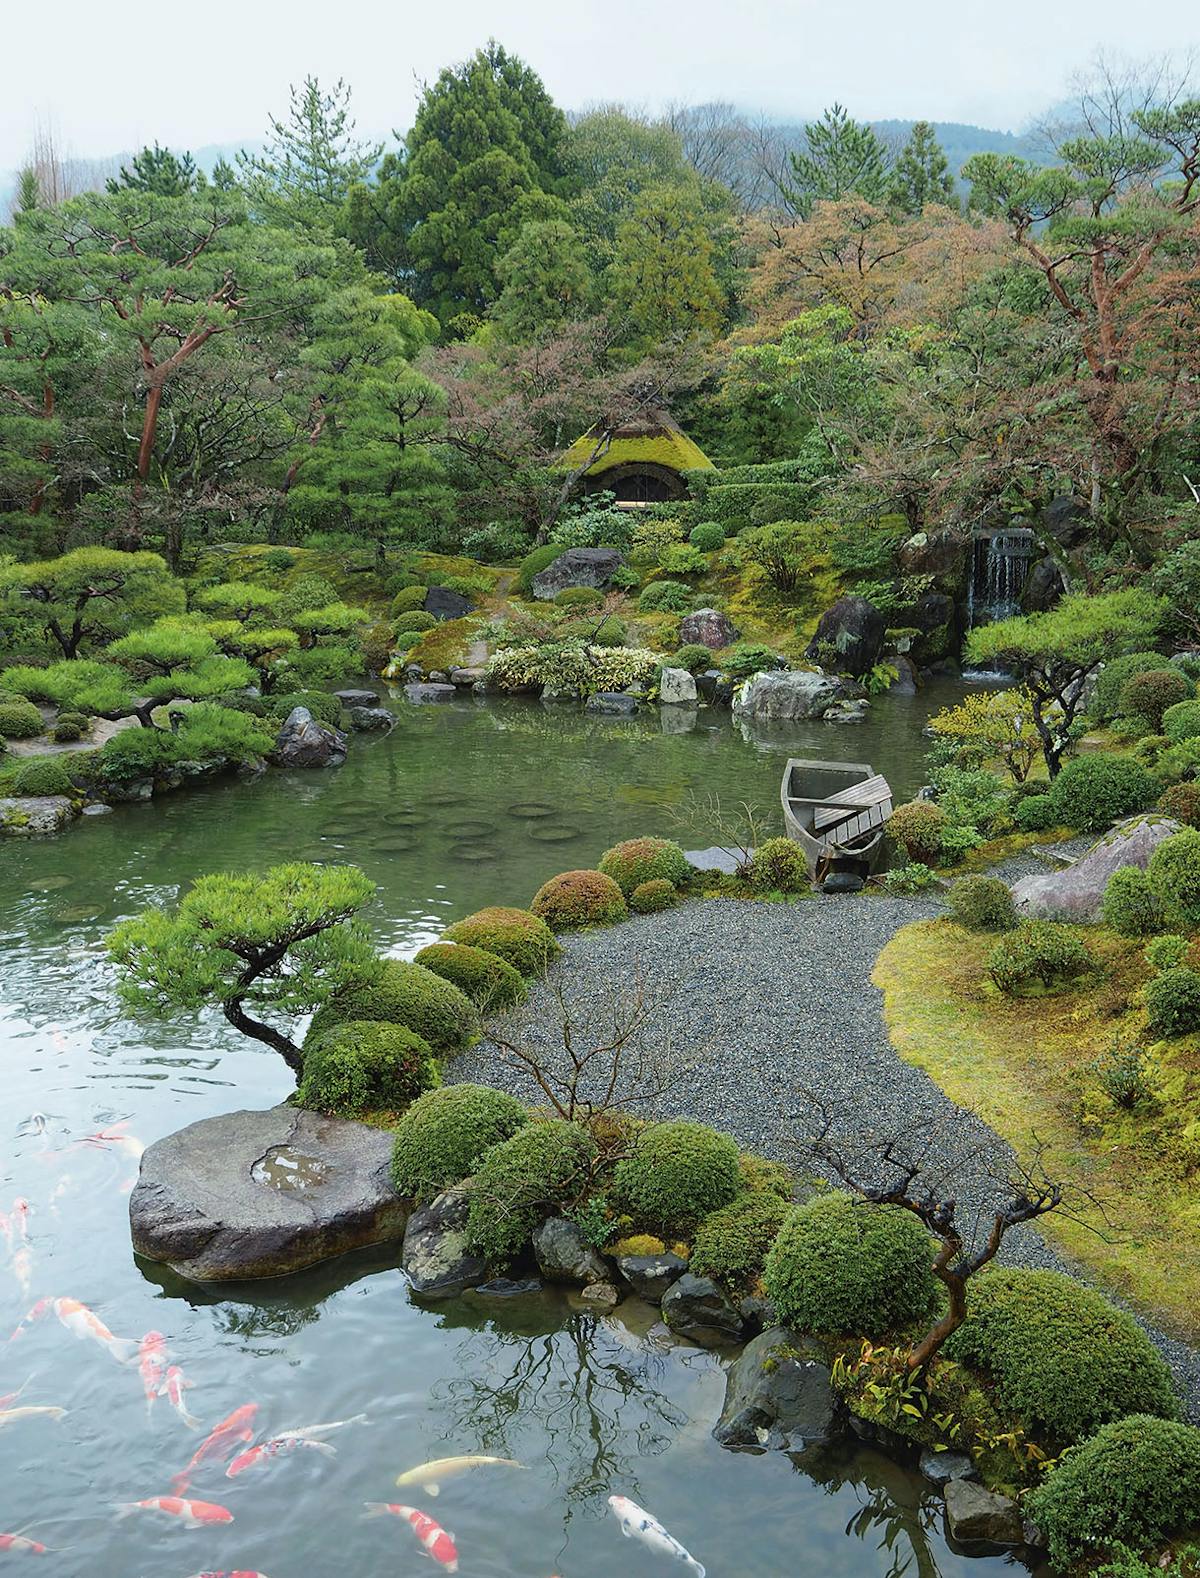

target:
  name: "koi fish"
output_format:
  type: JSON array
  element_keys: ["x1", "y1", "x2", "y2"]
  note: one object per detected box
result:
[
  {"x1": 48, "y1": 1298, "x2": 135, "y2": 1363},
  {"x1": 182, "y1": 1572, "x2": 271, "y2": 1578},
  {"x1": 10, "y1": 1247, "x2": 32, "y2": 1298},
  {"x1": 273, "y1": 1413, "x2": 368, "y2": 1442},
  {"x1": 394, "y1": 1454, "x2": 524, "y2": 1496},
  {"x1": 226, "y1": 1436, "x2": 336, "y2": 1477},
  {"x1": 172, "y1": 1403, "x2": 258, "y2": 1491},
  {"x1": 113, "y1": 1496, "x2": 232, "y2": 1527},
  {"x1": 9, "y1": 1200, "x2": 30, "y2": 1242},
  {"x1": 7, "y1": 1298, "x2": 52, "y2": 1342},
  {"x1": 0, "y1": 1406, "x2": 67, "y2": 1431},
  {"x1": 0, "y1": 1532, "x2": 46, "y2": 1554},
  {"x1": 138, "y1": 1330, "x2": 168, "y2": 1405},
  {"x1": 364, "y1": 1505, "x2": 458, "y2": 1572},
  {"x1": 607, "y1": 1496, "x2": 705, "y2": 1578},
  {"x1": 160, "y1": 1365, "x2": 201, "y2": 1430}
]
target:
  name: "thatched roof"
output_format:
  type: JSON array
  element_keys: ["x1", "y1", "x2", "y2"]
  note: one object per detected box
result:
[{"x1": 559, "y1": 409, "x2": 715, "y2": 476}]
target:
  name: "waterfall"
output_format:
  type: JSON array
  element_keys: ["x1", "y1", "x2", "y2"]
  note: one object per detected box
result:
[{"x1": 967, "y1": 528, "x2": 1035, "y2": 627}]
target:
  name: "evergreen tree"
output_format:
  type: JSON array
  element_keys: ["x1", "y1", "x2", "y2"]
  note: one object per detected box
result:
[
  {"x1": 106, "y1": 143, "x2": 198, "y2": 196},
  {"x1": 15, "y1": 168, "x2": 40, "y2": 214},
  {"x1": 783, "y1": 104, "x2": 890, "y2": 217},
  {"x1": 606, "y1": 185, "x2": 726, "y2": 351},
  {"x1": 239, "y1": 76, "x2": 382, "y2": 229},
  {"x1": 491, "y1": 220, "x2": 593, "y2": 339},
  {"x1": 888, "y1": 121, "x2": 957, "y2": 213}
]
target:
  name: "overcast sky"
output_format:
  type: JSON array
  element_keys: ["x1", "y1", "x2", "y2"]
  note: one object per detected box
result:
[{"x1": 3, "y1": 0, "x2": 1197, "y2": 172}]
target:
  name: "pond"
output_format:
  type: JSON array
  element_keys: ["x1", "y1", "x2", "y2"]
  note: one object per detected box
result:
[{"x1": 0, "y1": 683, "x2": 1033, "y2": 1577}]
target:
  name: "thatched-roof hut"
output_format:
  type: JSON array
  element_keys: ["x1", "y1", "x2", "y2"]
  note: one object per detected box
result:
[{"x1": 560, "y1": 410, "x2": 715, "y2": 506}]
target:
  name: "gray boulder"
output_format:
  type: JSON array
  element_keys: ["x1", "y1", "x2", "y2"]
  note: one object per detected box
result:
[
  {"x1": 616, "y1": 1251, "x2": 688, "y2": 1301},
  {"x1": 404, "y1": 683, "x2": 458, "y2": 704},
  {"x1": 333, "y1": 689, "x2": 378, "y2": 707},
  {"x1": 269, "y1": 707, "x2": 348, "y2": 768},
  {"x1": 0, "y1": 795, "x2": 79, "y2": 837},
  {"x1": 448, "y1": 667, "x2": 487, "y2": 688},
  {"x1": 822, "y1": 698, "x2": 870, "y2": 724},
  {"x1": 129, "y1": 1105, "x2": 407, "y2": 1281},
  {"x1": 532, "y1": 1217, "x2": 612, "y2": 1285},
  {"x1": 732, "y1": 669, "x2": 865, "y2": 723},
  {"x1": 1011, "y1": 814, "x2": 1181, "y2": 922},
  {"x1": 585, "y1": 691, "x2": 639, "y2": 717},
  {"x1": 576, "y1": 1280, "x2": 620, "y2": 1311},
  {"x1": 898, "y1": 529, "x2": 971, "y2": 594},
  {"x1": 805, "y1": 595, "x2": 886, "y2": 678},
  {"x1": 714, "y1": 1326, "x2": 842, "y2": 1450},
  {"x1": 919, "y1": 1449, "x2": 977, "y2": 1487},
  {"x1": 943, "y1": 1480, "x2": 1023, "y2": 1547},
  {"x1": 402, "y1": 1188, "x2": 487, "y2": 1299},
  {"x1": 424, "y1": 586, "x2": 473, "y2": 621},
  {"x1": 532, "y1": 547, "x2": 624, "y2": 601},
  {"x1": 346, "y1": 706, "x2": 394, "y2": 732},
  {"x1": 658, "y1": 667, "x2": 698, "y2": 705},
  {"x1": 661, "y1": 1274, "x2": 744, "y2": 1347},
  {"x1": 679, "y1": 608, "x2": 739, "y2": 650},
  {"x1": 1022, "y1": 556, "x2": 1065, "y2": 614},
  {"x1": 695, "y1": 670, "x2": 735, "y2": 707}
]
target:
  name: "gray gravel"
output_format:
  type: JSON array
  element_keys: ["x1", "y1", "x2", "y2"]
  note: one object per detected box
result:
[{"x1": 448, "y1": 893, "x2": 1200, "y2": 1416}]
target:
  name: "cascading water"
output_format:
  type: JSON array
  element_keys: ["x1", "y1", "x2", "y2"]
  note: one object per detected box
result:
[{"x1": 967, "y1": 527, "x2": 1036, "y2": 627}]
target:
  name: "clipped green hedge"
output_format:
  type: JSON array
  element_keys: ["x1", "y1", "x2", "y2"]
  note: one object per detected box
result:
[
  {"x1": 948, "y1": 875, "x2": 1016, "y2": 932},
  {"x1": 689, "y1": 1190, "x2": 790, "y2": 1293},
  {"x1": 307, "y1": 958, "x2": 479, "y2": 1056},
  {"x1": 393, "y1": 610, "x2": 438, "y2": 635},
  {"x1": 389, "y1": 1083, "x2": 529, "y2": 1200},
  {"x1": 1163, "y1": 699, "x2": 1200, "y2": 745},
  {"x1": 2, "y1": 756, "x2": 76, "y2": 798},
  {"x1": 1048, "y1": 754, "x2": 1155, "y2": 833},
  {"x1": 413, "y1": 942, "x2": 527, "y2": 1011},
  {"x1": 296, "y1": 1020, "x2": 438, "y2": 1116},
  {"x1": 1145, "y1": 966, "x2": 1200, "y2": 1035},
  {"x1": 746, "y1": 837, "x2": 809, "y2": 894},
  {"x1": 613, "y1": 1118, "x2": 741, "y2": 1235},
  {"x1": 442, "y1": 906, "x2": 561, "y2": 976},
  {"x1": 888, "y1": 801, "x2": 946, "y2": 864},
  {"x1": 530, "y1": 869, "x2": 627, "y2": 930},
  {"x1": 630, "y1": 878, "x2": 677, "y2": 913},
  {"x1": 517, "y1": 546, "x2": 563, "y2": 594},
  {"x1": 466, "y1": 1119, "x2": 597, "y2": 1263},
  {"x1": 598, "y1": 836, "x2": 691, "y2": 896},
  {"x1": 0, "y1": 700, "x2": 44, "y2": 739}
]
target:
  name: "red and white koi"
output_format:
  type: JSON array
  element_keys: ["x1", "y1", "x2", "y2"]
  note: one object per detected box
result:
[
  {"x1": 364, "y1": 1504, "x2": 458, "y2": 1572},
  {"x1": 171, "y1": 1403, "x2": 258, "y2": 1491},
  {"x1": 0, "y1": 1200, "x2": 27, "y2": 1255},
  {"x1": 225, "y1": 1435, "x2": 336, "y2": 1477},
  {"x1": 0, "y1": 1532, "x2": 47, "y2": 1554},
  {"x1": 160, "y1": 1365, "x2": 201, "y2": 1430},
  {"x1": 10, "y1": 1247, "x2": 32, "y2": 1299},
  {"x1": 182, "y1": 1571, "x2": 271, "y2": 1577},
  {"x1": 0, "y1": 1379, "x2": 30, "y2": 1410},
  {"x1": 80, "y1": 1123, "x2": 144, "y2": 1165},
  {"x1": 138, "y1": 1330, "x2": 169, "y2": 1405},
  {"x1": 113, "y1": 1496, "x2": 232, "y2": 1527},
  {"x1": 7, "y1": 1298, "x2": 52, "y2": 1343}
]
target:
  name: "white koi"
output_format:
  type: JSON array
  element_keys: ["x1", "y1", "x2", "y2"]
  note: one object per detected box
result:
[
  {"x1": 0, "y1": 1406, "x2": 67, "y2": 1431},
  {"x1": 394, "y1": 1453, "x2": 524, "y2": 1496},
  {"x1": 607, "y1": 1496, "x2": 705, "y2": 1578},
  {"x1": 274, "y1": 1412, "x2": 369, "y2": 1442},
  {"x1": 160, "y1": 1364, "x2": 201, "y2": 1430}
]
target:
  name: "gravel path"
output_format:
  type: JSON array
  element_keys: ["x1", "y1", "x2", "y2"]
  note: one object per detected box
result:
[{"x1": 448, "y1": 893, "x2": 1200, "y2": 1415}]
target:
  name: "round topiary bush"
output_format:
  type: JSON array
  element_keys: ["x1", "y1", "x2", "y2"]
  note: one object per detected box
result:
[
  {"x1": 613, "y1": 1119, "x2": 741, "y2": 1235},
  {"x1": 637, "y1": 580, "x2": 692, "y2": 614},
  {"x1": 1047, "y1": 754, "x2": 1155, "y2": 833},
  {"x1": 307, "y1": 958, "x2": 479, "y2": 1056},
  {"x1": 530, "y1": 869, "x2": 628, "y2": 930},
  {"x1": 1094, "y1": 652, "x2": 1172, "y2": 722},
  {"x1": 688, "y1": 521, "x2": 725, "y2": 552},
  {"x1": 1119, "y1": 668, "x2": 1193, "y2": 732},
  {"x1": 1144, "y1": 966, "x2": 1200, "y2": 1035},
  {"x1": 1101, "y1": 866, "x2": 1166, "y2": 938},
  {"x1": 264, "y1": 690, "x2": 343, "y2": 728},
  {"x1": 413, "y1": 942, "x2": 527, "y2": 1011},
  {"x1": 391, "y1": 585, "x2": 429, "y2": 614},
  {"x1": 763, "y1": 1192, "x2": 938, "y2": 1337},
  {"x1": 1013, "y1": 794, "x2": 1057, "y2": 832},
  {"x1": 598, "y1": 836, "x2": 691, "y2": 896},
  {"x1": 688, "y1": 1190, "x2": 790, "y2": 1293},
  {"x1": 887, "y1": 801, "x2": 947, "y2": 865},
  {"x1": 1148, "y1": 827, "x2": 1200, "y2": 928},
  {"x1": 554, "y1": 586, "x2": 605, "y2": 609},
  {"x1": 1146, "y1": 933, "x2": 1190, "y2": 972},
  {"x1": 393, "y1": 610, "x2": 438, "y2": 635},
  {"x1": 297, "y1": 1020, "x2": 439, "y2": 1116},
  {"x1": 948, "y1": 875, "x2": 1017, "y2": 932},
  {"x1": 629, "y1": 878, "x2": 678, "y2": 914},
  {"x1": 1162, "y1": 698, "x2": 1200, "y2": 745},
  {"x1": 944, "y1": 1267, "x2": 1180, "y2": 1445},
  {"x1": 466, "y1": 1118, "x2": 597, "y2": 1264},
  {"x1": 0, "y1": 700, "x2": 44, "y2": 739},
  {"x1": 51, "y1": 719, "x2": 83, "y2": 742},
  {"x1": 517, "y1": 545, "x2": 562, "y2": 594},
  {"x1": 442, "y1": 907, "x2": 561, "y2": 976},
  {"x1": 987, "y1": 921, "x2": 1092, "y2": 994},
  {"x1": 670, "y1": 643, "x2": 718, "y2": 675},
  {"x1": 390, "y1": 1083, "x2": 529, "y2": 1200},
  {"x1": 746, "y1": 837, "x2": 809, "y2": 894},
  {"x1": 1158, "y1": 781, "x2": 1200, "y2": 828},
  {"x1": 5, "y1": 756, "x2": 76, "y2": 798},
  {"x1": 392, "y1": 630, "x2": 424, "y2": 653}
]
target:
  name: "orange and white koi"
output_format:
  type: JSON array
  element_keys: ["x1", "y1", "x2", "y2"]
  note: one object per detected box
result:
[
  {"x1": 113, "y1": 1496, "x2": 232, "y2": 1527},
  {"x1": 81, "y1": 1123, "x2": 144, "y2": 1165},
  {"x1": 182, "y1": 1572, "x2": 271, "y2": 1577},
  {"x1": 225, "y1": 1435, "x2": 336, "y2": 1477},
  {"x1": 160, "y1": 1365, "x2": 201, "y2": 1430},
  {"x1": 364, "y1": 1504, "x2": 458, "y2": 1572},
  {"x1": 138, "y1": 1330, "x2": 169, "y2": 1405},
  {"x1": 45, "y1": 1298, "x2": 135, "y2": 1363},
  {"x1": 0, "y1": 1532, "x2": 47, "y2": 1554},
  {"x1": 7, "y1": 1298, "x2": 52, "y2": 1342},
  {"x1": 171, "y1": 1403, "x2": 258, "y2": 1491}
]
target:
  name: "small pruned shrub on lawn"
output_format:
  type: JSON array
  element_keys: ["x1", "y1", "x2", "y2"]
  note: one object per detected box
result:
[
  {"x1": 390, "y1": 1083, "x2": 528, "y2": 1200},
  {"x1": 297, "y1": 1020, "x2": 439, "y2": 1116},
  {"x1": 2, "y1": 756, "x2": 76, "y2": 798},
  {"x1": 308, "y1": 957, "x2": 479, "y2": 1056},
  {"x1": 391, "y1": 585, "x2": 429, "y2": 614},
  {"x1": 719, "y1": 642, "x2": 779, "y2": 678},
  {"x1": 1047, "y1": 754, "x2": 1155, "y2": 833},
  {"x1": 412, "y1": 942, "x2": 527, "y2": 1011},
  {"x1": 1145, "y1": 966, "x2": 1200, "y2": 1036},
  {"x1": 1158, "y1": 781, "x2": 1200, "y2": 828},
  {"x1": 1102, "y1": 867, "x2": 1166, "y2": 938},
  {"x1": 393, "y1": 610, "x2": 438, "y2": 635},
  {"x1": 637, "y1": 579, "x2": 692, "y2": 614},
  {"x1": 987, "y1": 921, "x2": 1093, "y2": 995},
  {"x1": 598, "y1": 836, "x2": 690, "y2": 896},
  {"x1": 442, "y1": 906, "x2": 561, "y2": 976},
  {"x1": 630, "y1": 878, "x2": 678, "y2": 914},
  {"x1": 614, "y1": 1118, "x2": 741, "y2": 1235},
  {"x1": 530, "y1": 869, "x2": 628, "y2": 930},
  {"x1": 1013, "y1": 794, "x2": 1057, "y2": 832},
  {"x1": 0, "y1": 700, "x2": 44, "y2": 739},
  {"x1": 887, "y1": 801, "x2": 946, "y2": 865},
  {"x1": 746, "y1": 837, "x2": 809, "y2": 894},
  {"x1": 1025, "y1": 1415, "x2": 1200, "y2": 1569},
  {"x1": 1148, "y1": 827, "x2": 1200, "y2": 928},
  {"x1": 670, "y1": 643, "x2": 718, "y2": 675},
  {"x1": 688, "y1": 521, "x2": 725, "y2": 552},
  {"x1": 763, "y1": 1192, "x2": 937, "y2": 1337},
  {"x1": 1163, "y1": 699, "x2": 1200, "y2": 745},
  {"x1": 944, "y1": 1267, "x2": 1180, "y2": 1446},
  {"x1": 947, "y1": 875, "x2": 1016, "y2": 932},
  {"x1": 1120, "y1": 669, "x2": 1193, "y2": 732},
  {"x1": 52, "y1": 712, "x2": 89, "y2": 742},
  {"x1": 1146, "y1": 934, "x2": 1190, "y2": 972},
  {"x1": 466, "y1": 1119, "x2": 597, "y2": 1264},
  {"x1": 688, "y1": 1190, "x2": 789, "y2": 1293}
]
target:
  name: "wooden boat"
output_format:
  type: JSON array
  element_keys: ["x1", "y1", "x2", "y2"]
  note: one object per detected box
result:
[{"x1": 780, "y1": 759, "x2": 894, "y2": 883}]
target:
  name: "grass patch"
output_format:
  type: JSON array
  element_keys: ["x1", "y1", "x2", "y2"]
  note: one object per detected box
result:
[{"x1": 874, "y1": 918, "x2": 1200, "y2": 1340}]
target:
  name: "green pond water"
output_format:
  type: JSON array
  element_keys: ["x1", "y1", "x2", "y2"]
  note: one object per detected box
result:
[{"x1": 0, "y1": 683, "x2": 1037, "y2": 1578}]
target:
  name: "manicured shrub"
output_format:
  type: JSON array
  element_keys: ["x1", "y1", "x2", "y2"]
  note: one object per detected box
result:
[
  {"x1": 263, "y1": 690, "x2": 343, "y2": 728},
  {"x1": 389, "y1": 1083, "x2": 529, "y2": 1200},
  {"x1": 1094, "y1": 652, "x2": 1171, "y2": 722},
  {"x1": 746, "y1": 837, "x2": 809, "y2": 894},
  {"x1": 1145, "y1": 967, "x2": 1200, "y2": 1035},
  {"x1": 297, "y1": 1020, "x2": 439, "y2": 1117},
  {"x1": 887, "y1": 801, "x2": 946, "y2": 865},
  {"x1": 0, "y1": 700, "x2": 44, "y2": 739},
  {"x1": 613, "y1": 1119, "x2": 741, "y2": 1234},
  {"x1": 688, "y1": 521, "x2": 725, "y2": 552},
  {"x1": 4, "y1": 756, "x2": 75, "y2": 797},
  {"x1": 173, "y1": 704, "x2": 274, "y2": 764},
  {"x1": 1163, "y1": 699, "x2": 1200, "y2": 745},
  {"x1": 1146, "y1": 933, "x2": 1190, "y2": 972},
  {"x1": 392, "y1": 630, "x2": 424, "y2": 653},
  {"x1": 670, "y1": 643, "x2": 718, "y2": 675},
  {"x1": 763, "y1": 1192, "x2": 938, "y2": 1336},
  {"x1": 559, "y1": 614, "x2": 627, "y2": 647},
  {"x1": 391, "y1": 585, "x2": 428, "y2": 614},
  {"x1": 987, "y1": 921, "x2": 1093, "y2": 994},
  {"x1": 629, "y1": 878, "x2": 677, "y2": 914},
  {"x1": 308, "y1": 958, "x2": 479, "y2": 1056},
  {"x1": 92, "y1": 726, "x2": 179, "y2": 785},
  {"x1": 1013, "y1": 793, "x2": 1058, "y2": 832},
  {"x1": 719, "y1": 641, "x2": 779, "y2": 678},
  {"x1": 637, "y1": 579, "x2": 691, "y2": 613},
  {"x1": 1048, "y1": 754, "x2": 1155, "y2": 833},
  {"x1": 1120, "y1": 668, "x2": 1192, "y2": 732},
  {"x1": 1026, "y1": 1416, "x2": 1200, "y2": 1569},
  {"x1": 393, "y1": 610, "x2": 438, "y2": 635},
  {"x1": 51, "y1": 718, "x2": 84, "y2": 742},
  {"x1": 1158, "y1": 781, "x2": 1200, "y2": 828},
  {"x1": 1102, "y1": 867, "x2": 1166, "y2": 937},
  {"x1": 688, "y1": 1190, "x2": 790, "y2": 1293},
  {"x1": 657, "y1": 544, "x2": 707, "y2": 577},
  {"x1": 1148, "y1": 827, "x2": 1200, "y2": 927},
  {"x1": 442, "y1": 906, "x2": 561, "y2": 976},
  {"x1": 948, "y1": 875, "x2": 1017, "y2": 932},
  {"x1": 554, "y1": 587, "x2": 605, "y2": 609},
  {"x1": 945, "y1": 1267, "x2": 1180, "y2": 1445},
  {"x1": 598, "y1": 836, "x2": 690, "y2": 896},
  {"x1": 530, "y1": 869, "x2": 627, "y2": 930},
  {"x1": 413, "y1": 942, "x2": 527, "y2": 1011},
  {"x1": 516, "y1": 545, "x2": 562, "y2": 594},
  {"x1": 466, "y1": 1119, "x2": 597, "y2": 1263}
]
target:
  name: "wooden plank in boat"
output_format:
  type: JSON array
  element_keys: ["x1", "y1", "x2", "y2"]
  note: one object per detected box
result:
[{"x1": 810, "y1": 775, "x2": 892, "y2": 833}]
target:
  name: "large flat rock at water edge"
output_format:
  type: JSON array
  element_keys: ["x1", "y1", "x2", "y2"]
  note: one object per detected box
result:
[
  {"x1": 130, "y1": 1105, "x2": 408, "y2": 1281},
  {"x1": 731, "y1": 669, "x2": 865, "y2": 722},
  {"x1": 1011, "y1": 813, "x2": 1181, "y2": 922}
]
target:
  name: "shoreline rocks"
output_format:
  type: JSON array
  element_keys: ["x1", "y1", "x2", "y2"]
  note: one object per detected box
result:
[
  {"x1": 714, "y1": 1325, "x2": 841, "y2": 1451},
  {"x1": 732, "y1": 669, "x2": 868, "y2": 723},
  {"x1": 269, "y1": 707, "x2": 348, "y2": 768}
]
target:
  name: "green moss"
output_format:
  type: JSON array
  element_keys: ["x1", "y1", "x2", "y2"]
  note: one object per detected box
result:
[
  {"x1": 442, "y1": 907, "x2": 560, "y2": 976},
  {"x1": 689, "y1": 1191, "x2": 790, "y2": 1293},
  {"x1": 558, "y1": 429, "x2": 715, "y2": 477},
  {"x1": 614, "y1": 1119, "x2": 741, "y2": 1235},
  {"x1": 307, "y1": 957, "x2": 479, "y2": 1056},
  {"x1": 296, "y1": 1020, "x2": 439, "y2": 1117},
  {"x1": 412, "y1": 942, "x2": 527, "y2": 1011},
  {"x1": 390, "y1": 1083, "x2": 529, "y2": 1200},
  {"x1": 466, "y1": 1119, "x2": 597, "y2": 1264}
]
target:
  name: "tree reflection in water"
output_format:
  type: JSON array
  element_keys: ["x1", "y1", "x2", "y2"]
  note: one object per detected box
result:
[{"x1": 801, "y1": 1440, "x2": 960, "y2": 1578}]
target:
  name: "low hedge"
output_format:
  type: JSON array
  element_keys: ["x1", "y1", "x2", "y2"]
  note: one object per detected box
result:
[
  {"x1": 614, "y1": 1119, "x2": 741, "y2": 1235},
  {"x1": 1048, "y1": 754, "x2": 1156, "y2": 833},
  {"x1": 637, "y1": 580, "x2": 692, "y2": 614},
  {"x1": 1094, "y1": 653, "x2": 1172, "y2": 723},
  {"x1": 1014, "y1": 794, "x2": 1057, "y2": 832},
  {"x1": 2, "y1": 756, "x2": 76, "y2": 798},
  {"x1": 307, "y1": 958, "x2": 479, "y2": 1056},
  {"x1": 391, "y1": 586, "x2": 428, "y2": 613},
  {"x1": 466, "y1": 1119, "x2": 596, "y2": 1263},
  {"x1": 390, "y1": 1083, "x2": 529, "y2": 1200},
  {"x1": 1158, "y1": 781, "x2": 1200, "y2": 828},
  {"x1": 0, "y1": 700, "x2": 44, "y2": 739},
  {"x1": 516, "y1": 546, "x2": 562, "y2": 594},
  {"x1": 1120, "y1": 669, "x2": 1192, "y2": 732},
  {"x1": 442, "y1": 906, "x2": 561, "y2": 976},
  {"x1": 947, "y1": 875, "x2": 1016, "y2": 932},
  {"x1": 598, "y1": 836, "x2": 690, "y2": 896},
  {"x1": 296, "y1": 1020, "x2": 439, "y2": 1116},
  {"x1": 393, "y1": 610, "x2": 438, "y2": 635},
  {"x1": 688, "y1": 1190, "x2": 790, "y2": 1293},
  {"x1": 987, "y1": 921, "x2": 1092, "y2": 994},
  {"x1": 630, "y1": 878, "x2": 677, "y2": 914},
  {"x1": 745, "y1": 838, "x2": 809, "y2": 894},
  {"x1": 530, "y1": 869, "x2": 628, "y2": 930},
  {"x1": 412, "y1": 942, "x2": 527, "y2": 1011}
]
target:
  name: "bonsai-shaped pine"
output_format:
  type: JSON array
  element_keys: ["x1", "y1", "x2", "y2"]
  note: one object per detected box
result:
[{"x1": 107, "y1": 862, "x2": 377, "y2": 1075}]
